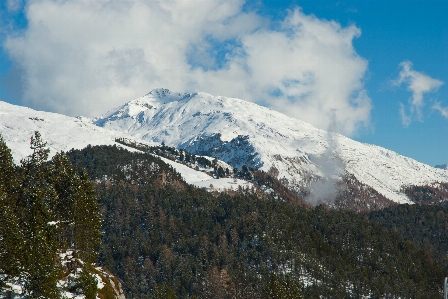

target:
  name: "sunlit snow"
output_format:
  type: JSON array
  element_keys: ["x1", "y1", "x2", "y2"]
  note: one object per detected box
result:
[{"x1": 94, "y1": 89, "x2": 448, "y2": 204}]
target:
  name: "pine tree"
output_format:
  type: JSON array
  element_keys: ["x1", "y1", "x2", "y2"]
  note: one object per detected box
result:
[
  {"x1": 0, "y1": 187, "x2": 23, "y2": 287},
  {"x1": 50, "y1": 152, "x2": 80, "y2": 250},
  {"x1": 17, "y1": 131, "x2": 61, "y2": 299},
  {"x1": 0, "y1": 134, "x2": 18, "y2": 199},
  {"x1": 1, "y1": 133, "x2": 104, "y2": 298},
  {"x1": 49, "y1": 150, "x2": 102, "y2": 263},
  {"x1": 72, "y1": 266, "x2": 98, "y2": 299},
  {"x1": 0, "y1": 134, "x2": 23, "y2": 287},
  {"x1": 0, "y1": 134, "x2": 23, "y2": 278},
  {"x1": 73, "y1": 169, "x2": 102, "y2": 263}
]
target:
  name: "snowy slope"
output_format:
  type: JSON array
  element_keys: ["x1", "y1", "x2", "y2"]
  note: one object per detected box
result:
[
  {"x1": 157, "y1": 155, "x2": 252, "y2": 191},
  {"x1": 94, "y1": 89, "x2": 448, "y2": 204},
  {"x1": 0, "y1": 101, "x2": 120, "y2": 162},
  {"x1": 0, "y1": 100, "x2": 250, "y2": 190}
]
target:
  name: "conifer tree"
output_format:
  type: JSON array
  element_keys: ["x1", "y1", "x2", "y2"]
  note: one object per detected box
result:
[
  {"x1": 17, "y1": 131, "x2": 61, "y2": 299},
  {"x1": 49, "y1": 151, "x2": 102, "y2": 262},
  {"x1": 0, "y1": 133, "x2": 103, "y2": 298},
  {"x1": 0, "y1": 187, "x2": 23, "y2": 286},
  {"x1": 0, "y1": 134, "x2": 23, "y2": 286},
  {"x1": 0, "y1": 134, "x2": 18, "y2": 200},
  {"x1": 264, "y1": 273, "x2": 303, "y2": 299},
  {"x1": 0, "y1": 135, "x2": 23, "y2": 287},
  {"x1": 50, "y1": 152, "x2": 79, "y2": 249},
  {"x1": 74, "y1": 169, "x2": 102, "y2": 263}
]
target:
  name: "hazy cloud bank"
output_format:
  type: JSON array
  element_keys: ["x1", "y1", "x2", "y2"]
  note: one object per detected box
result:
[{"x1": 4, "y1": 0, "x2": 371, "y2": 136}]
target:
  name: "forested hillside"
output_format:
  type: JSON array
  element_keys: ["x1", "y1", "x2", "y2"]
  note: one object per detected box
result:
[
  {"x1": 0, "y1": 133, "x2": 120, "y2": 299},
  {"x1": 368, "y1": 204, "x2": 448, "y2": 266},
  {"x1": 66, "y1": 145, "x2": 446, "y2": 299},
  {"x1": 401, "y1": 183, "x2": 448, "y2": 205}
]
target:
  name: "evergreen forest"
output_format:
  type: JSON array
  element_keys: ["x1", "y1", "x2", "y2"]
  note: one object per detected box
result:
[
  {"x1": 66, "y1": 144, "x2": 448, "y2": 298},
  {"x1": 2, "y1": 134, "x2": 448, "y2": 298}
]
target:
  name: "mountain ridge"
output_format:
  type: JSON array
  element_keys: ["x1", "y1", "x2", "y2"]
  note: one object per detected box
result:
[
  {"x1": 0, "y1": 100, "x2": 252, "y2": 192},
  {"x1": 93, "y1": 88, "x2": 448, "y2": 204},
  {"x1": 2, "y1": 89, "x2": 448, "y2": 206}
]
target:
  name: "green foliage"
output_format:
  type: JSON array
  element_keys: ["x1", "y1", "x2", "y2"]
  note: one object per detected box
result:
[
  {"x1": 74, "y1": 169, "x2": 103, "y2": 263},
  {"x1": 18, "y1": 131, "x2": 61, "y2": 299},
  {"x1": 66, "y1": 145, "x2": 446, "y2": 299},
  {"x1": 49, "y1": 152, "x2": 102, "y2": 262},
  {"x1": 0, "y1": 188, "x2": 23, "y2": 285},
  {"x1": 264, "y1": 273, "x2": 303, "y2": 299},
  {"x1": 0, "y1": 135, "x2": 23, "y2": 284},
  {"x1": 0, "y1": 134, "x2": 17, "y2": 197},
  {"x1": 0, "y1": 132, "x2": 102, "y2": 298},
  {"x1": 153, "y1": 282, "x2": 178, "y2": 299},
  {"x1": 368, "y1": 204, "x2": 448, "y2": 266},
  {"x1": 71, "y1": 267, "x2": 98, "y2": 299}
]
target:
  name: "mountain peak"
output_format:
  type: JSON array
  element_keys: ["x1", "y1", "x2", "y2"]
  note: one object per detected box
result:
[
  {"x1": 143, "y1": 88, "x2": 195, "y2": 104},
  {"x1": 94, "y1": 88, "x2": 195, "y2": 126},
  {"x1": 145, "y1": 88, "x2": 172, "y2": 98},
  {"x1": 93, "y1": 90, "x2": 448, "y2": 205}
]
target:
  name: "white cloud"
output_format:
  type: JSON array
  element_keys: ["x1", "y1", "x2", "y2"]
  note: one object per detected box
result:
[
  {"x1": 6, "y1": 0, "x2": 23, "y2": 12},
  {"x1": 399, "y1": 103, "x2": 412, "y2": 127},
  {"x1": 393, "y1": 61, "x2": 444, "y2": 126},
  {"x1": 4, "y1": 0, "x2": 371, "y2": 136},
  {"x1": 433, "y1": 102, "x2": 448, "y2": 119}
]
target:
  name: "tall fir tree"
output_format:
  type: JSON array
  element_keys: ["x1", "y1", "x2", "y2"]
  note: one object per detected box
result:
[
  {"x1": 17, "y1": 131, "x2": 61, "y2": 299},
  {"x1": 0, "y1": 135, "x2": 23, "y2": 286},
  {"x1": 74, "y1": 169, "x2": 102, "y2": 263},
  {"x1": 0, "y1": 184, "x2": 23, "y2": 286},
  {"x1": 0, "y1": 134, "x2": 18, "y2": 200},
  {"x1": 50, "y1": 152, "x2": 102, "y2": 262},
  {"x1": 50, "y1": 152, "x2": 79, "y2": 250}
]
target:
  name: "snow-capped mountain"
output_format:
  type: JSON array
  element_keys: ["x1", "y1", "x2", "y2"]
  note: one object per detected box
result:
[
  {"x1": 93, "y1": 88, "x2": 448, "y2": 204},
  {"x1": 0, "y1": 100, "x2": 251, "y2": 191}
]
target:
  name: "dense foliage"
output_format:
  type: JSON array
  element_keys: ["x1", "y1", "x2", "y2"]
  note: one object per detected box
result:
[
  {"x1": 67, "y1": 145, "x2": 446, "y2": 299},
  {"x1": 368, "y1": 204, "x2": 448, "y2": 267},
  {"x1": 0, "y1": 132, "x2": 102, "y2": 299}
]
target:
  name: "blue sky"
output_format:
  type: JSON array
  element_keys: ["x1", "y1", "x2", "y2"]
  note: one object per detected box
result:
[
  {"x1": 291, "y1": 0, "x2": 448, "y2": 166},
  {"x1": 0, "y1": 0, "x2": 447, "y2": 166}
]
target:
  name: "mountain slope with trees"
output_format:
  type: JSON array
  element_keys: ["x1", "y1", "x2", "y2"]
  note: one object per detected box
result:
[{"x1": 66, "y1": 144, "x2": 446, "y2": 299}]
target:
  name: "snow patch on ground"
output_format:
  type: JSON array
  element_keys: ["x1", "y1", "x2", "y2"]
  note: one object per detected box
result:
[
  {"x1": 157, "y1": 155, "x2": 252, "y2": 191},
  {"x1": 0, "y1": 249, "x2": 124, "y2": 299}
]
